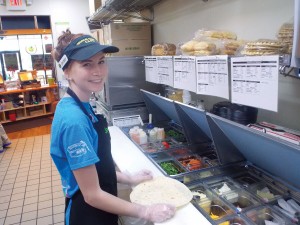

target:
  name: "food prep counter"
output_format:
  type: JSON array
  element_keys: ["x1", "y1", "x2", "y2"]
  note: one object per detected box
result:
[
  {"x1": 109, "y1": 125, "x2": 212, "y2": 225},
  {"x1": 109, "y1": 90, "x2": 300, "y2": 225},
  {"x1": 110, "y1": 125, "x2": 300, "y2": 225}
]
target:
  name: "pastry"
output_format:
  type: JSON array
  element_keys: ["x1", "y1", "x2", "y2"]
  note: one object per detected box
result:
[{"x1": 151, "y1": 43, "x2": 176, "y2": 56}]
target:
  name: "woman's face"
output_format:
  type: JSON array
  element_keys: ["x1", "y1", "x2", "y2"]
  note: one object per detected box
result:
[{"x1": 65, "y1": 52, "x2": 108, "y2": 101}]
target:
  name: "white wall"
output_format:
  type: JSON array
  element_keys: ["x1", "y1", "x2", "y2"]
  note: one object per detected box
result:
[
  {"x1": 152, "y1": 0, "x2": 300, "y2": 131},
  {"x1": 0, "y1": 0, "x2": 91, "y2": 82},
  {"x1": 153, "y1": 0, "x2": 293, "y2": 43}
]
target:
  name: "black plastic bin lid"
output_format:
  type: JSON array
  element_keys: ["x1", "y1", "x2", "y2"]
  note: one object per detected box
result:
[
  {"x1": 140, "y1": 89, "x2": 181, "y2": 125},
  {"x1": 174, "y1": 101, "x2": 212, "y2": 145},
  {"x1": 207, "y1": 113, "x2": 300, "y2": 191}
]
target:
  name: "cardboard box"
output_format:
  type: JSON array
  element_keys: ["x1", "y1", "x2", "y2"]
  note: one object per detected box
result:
[
  {"x1": 16, "y1": 109, "x2": 24, "y2": 118},
  {"x1": 4, "y1": 101, "x2": 13, "y2": 109},
  {"x1": 111, "y1": 39, "x2": 151, "y2": 56},
  {"x1": 102, "y1": 22, "x2": 152, "y2": 56},
  {"x1": 103, "y1": 22, "x2": 151, "y2": 41}
]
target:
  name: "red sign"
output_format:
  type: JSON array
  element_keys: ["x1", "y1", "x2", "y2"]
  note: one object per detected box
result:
[{"x1": 6, "y1": 0, "x2": 26, "y2": 10}]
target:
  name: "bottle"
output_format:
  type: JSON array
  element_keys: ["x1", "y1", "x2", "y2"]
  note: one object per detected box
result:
[
  {"x1": 139, "y1": 131, "x2": 148, "y2": 145},
  {"x1": 197, "y1": 99, "x2": 205, "y2": 110},
  {"x1": 182, "y1": 90, "x2": 191, "y2": 104},
  {"x1": 89, "y1": 92, "x2": 97, "y2": 113},
  {"x1": 149, "y1": 129, "x2": 157, "y2": 142},
  {"x1": 157, "y1": 128, "x2": 165, "y2": 140}
]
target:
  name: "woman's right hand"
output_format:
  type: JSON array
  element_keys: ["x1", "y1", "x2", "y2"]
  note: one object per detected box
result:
[{"x1": 139, "y1": 203, "x2": 176, "y2": 223}]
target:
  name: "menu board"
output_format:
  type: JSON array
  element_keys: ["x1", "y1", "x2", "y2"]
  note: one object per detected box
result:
[
  {"x1": 157, "y1": 56, "x2": 174, "y2": 87},
  {"x1": 4, "y1": 53, "x2": 19, "y2": 71},
  {"x1": 44, "y1": 54, "x2": 54, "y2": 70},
  {"x1": 31, "y1": 54, "x2": 53, "y2": 70},
  {"x1": 173, "y1": 56, "x2": 196, "y2": 93},
  {"x1": 231, "y1": 55, "x2": 279, "y2": 112},
  {"x1": 31, "y1": 54, "x2": 44, "y2": 70},
  {"x1": 145, "y1": 56, "x2": 159, "y2": 84},
  {"x1": 196, "y1": 55, "x2": 229, "y2": 99}
]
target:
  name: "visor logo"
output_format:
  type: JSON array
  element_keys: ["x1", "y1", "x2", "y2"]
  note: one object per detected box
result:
[{"x1": 76, "y1": 37, "x2": 96, "y2": 46}]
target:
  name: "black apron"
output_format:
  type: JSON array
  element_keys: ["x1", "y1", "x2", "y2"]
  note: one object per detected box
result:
[{"x1": 65, "y1": 88, "x2": 118, "y2": 225}]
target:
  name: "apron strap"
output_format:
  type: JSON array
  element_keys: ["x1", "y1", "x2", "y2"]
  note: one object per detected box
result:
[{"x1": 66, "y1": 88, "x2": 94, "y2": 120}]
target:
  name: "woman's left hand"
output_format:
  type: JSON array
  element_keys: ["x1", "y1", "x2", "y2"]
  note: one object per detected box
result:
[{"x1": 129, "y1": 169, "x2": 153, "y2": 186}]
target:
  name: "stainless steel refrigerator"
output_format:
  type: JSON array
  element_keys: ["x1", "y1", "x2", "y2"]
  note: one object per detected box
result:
[{"x1": 96, "y1": 56, "x2": 163, "y2": 124}]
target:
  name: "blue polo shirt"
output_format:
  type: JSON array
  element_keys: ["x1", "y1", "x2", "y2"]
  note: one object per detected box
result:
[{"x1": 50, "y1": 97, "x2": 99, "y2": 198}]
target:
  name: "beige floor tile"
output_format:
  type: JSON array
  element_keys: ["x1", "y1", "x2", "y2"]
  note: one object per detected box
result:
[
  {"x1": 21, "y1": 210, "x2": 37, "y2": 222},
  {"x1": 1, "y1": 135, "x2": 65, "y2": 224},
  {"x1": 3, "y1": 214, "x2": 21, "y2": 225},
  {"x1": 22, "y1": 203, "x2": 38, "y2": 213},
  {"x1": 21, "y1": 219, "x2": 37, "y2": 225},
  {"x1": 6, "y1": 206, "x2": 22, "y2": 217},
  {"x1": 37, "y1": 215, "x2": 53, "y2": 225}
]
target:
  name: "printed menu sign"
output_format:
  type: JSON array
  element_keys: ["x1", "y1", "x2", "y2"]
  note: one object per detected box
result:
[
  {"x1": 196, "y1": 55, "x2": 229, "y2": 99},
  {"x1": 173, "y1": 56, "x2": 196, "y2": 92},
  {"x1": 157, "y1": 56, "x2": 174, "y2": 87},
  {"x1": 145, "y1": 56, "x2": 159, "y2": 84},
  {"x1": 231, "y1": 55, "x2": 279, "y2": 112}
]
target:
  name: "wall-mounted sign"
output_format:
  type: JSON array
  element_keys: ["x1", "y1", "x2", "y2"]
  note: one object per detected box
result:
[{"x1": 6, "y1": 0, "x2": 26, "y2": 11}]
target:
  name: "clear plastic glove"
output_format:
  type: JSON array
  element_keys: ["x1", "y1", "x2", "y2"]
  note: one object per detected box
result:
[
  {"x1": 129, "y1": 169, "x2": 153, "y2": 186},
  {"x1": 139, "y1": 203, "x2": 176, "y2": 223}
]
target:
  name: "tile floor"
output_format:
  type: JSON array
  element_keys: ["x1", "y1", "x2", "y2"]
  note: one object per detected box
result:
[{"x1": 0, "y1": 135, "x2": 65, "y2": 225}]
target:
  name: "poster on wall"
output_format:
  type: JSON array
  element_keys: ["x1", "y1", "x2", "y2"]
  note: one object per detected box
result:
[
  {"x1": 144, "y1": 56, "x2": 159, "y2": 84},
  {"x1": 4, "y1": 53, "x2": 19, "y2": 71},
  {"x1": 173, "y1": 56, "x2": 196, "y2": 93},
  {"x1": 44, "y1": 55, "x2": 54, "y2": 70},
  {"x1": 31, "y1": 55, "x2": 44, "y2": 70},
  {"x1": 157, "y1": 56, "x2": 174, "y2": 87},
  {"x1": 196, "y1": 55, "x2": 229, "y2": 99},
  {"x1": 231, "y1": 55, "x2": 279, "y2": 112}
]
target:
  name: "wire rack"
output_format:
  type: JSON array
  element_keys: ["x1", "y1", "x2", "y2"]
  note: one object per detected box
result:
[{"x1": 88, "y1": 0, "x2": 162, "y2": 26}]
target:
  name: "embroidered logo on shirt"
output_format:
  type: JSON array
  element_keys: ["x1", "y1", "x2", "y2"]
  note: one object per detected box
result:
[
  {"x1": 67, "y1": 140, "x2": 91, "y2": 158},
  {"x1": 104, "y1": 128, "x2": 109, "y2": 134}
]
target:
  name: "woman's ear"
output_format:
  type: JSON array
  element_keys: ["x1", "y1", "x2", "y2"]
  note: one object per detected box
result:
[{"x1": 64, "y1": 67, "x2": 71, "y2": 80}]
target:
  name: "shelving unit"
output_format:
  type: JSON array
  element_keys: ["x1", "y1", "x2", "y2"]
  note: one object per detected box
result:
[
  {"x1": 88, "y1": 0, "x2": 163, "y2": 27},
  {"x1": 0, "y1": 85, "x2": 58, "y2": 124}
]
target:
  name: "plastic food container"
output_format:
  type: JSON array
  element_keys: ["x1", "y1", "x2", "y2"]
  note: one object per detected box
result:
[
  {"x1": 158, "y1": 160, "x2": 185, "y2": 176},
  {"x1": 182, "y1": 167, "x2": 219, "y2": 184},
  {"x1": 232, "y1": 173, "x2": 262, "y2": 188},
  {"x1": 217, "y1": 215, "x2": 251, "y2": 225},
  {"x1": 207, "y1": 178, "x2": 241, "y2": 196},
  {"x1": 245, "y1": 206, "x2": 288, "y2": 225},
  {"x1": 246, "y1": 182, "x2": 286, "y2": 203},
  {"x1": 221, "y1": 190, "x2": 260, "y2": 212},
  {"x1": 181, "y1": 164, "x2": 243, "y2": 184},
  {"x1": 150, "y1": 152, "x2": 171, "y2": 162},
  {"x1": 168, "y1": 148, "x2": 192, "y2": 157},
  {"x1": 139, "y1": 138, "x2": 185, "y2": 153},
  {"x1": 140, "y1": 142, "x2": 158, "y2": 153},
  {"x1": 165, "y1": 128, "x2": 187, "y2": 143},
  {"x1": 177, "y1": 155, "x2": 208, "y2": 171},
  {"x1": 191, "y1": 185, "x2": 213, "y2": 213},
  {"x1": 190, "y1": 183, "x2": 234, "y2": 221},
  {"x1": 271, "y1": 198, "x2": 300, "y2": 224},
  {"x1": 201, "y1": 152, "x2": 220, "y2": 166}
]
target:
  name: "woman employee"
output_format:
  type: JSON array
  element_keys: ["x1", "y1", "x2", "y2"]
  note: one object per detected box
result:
[{"x1": 50, "y1": 30, "x2": 175, "y2": 225}]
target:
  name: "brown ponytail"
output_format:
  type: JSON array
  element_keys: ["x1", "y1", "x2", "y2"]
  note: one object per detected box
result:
[{"x1": 51, "y1": 29, "x2": 84, "y2": 63}]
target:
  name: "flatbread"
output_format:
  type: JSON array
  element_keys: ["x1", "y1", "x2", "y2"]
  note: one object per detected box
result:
[{"x1": 130, "y1": 176, "x2": 193, "y2": 207}]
